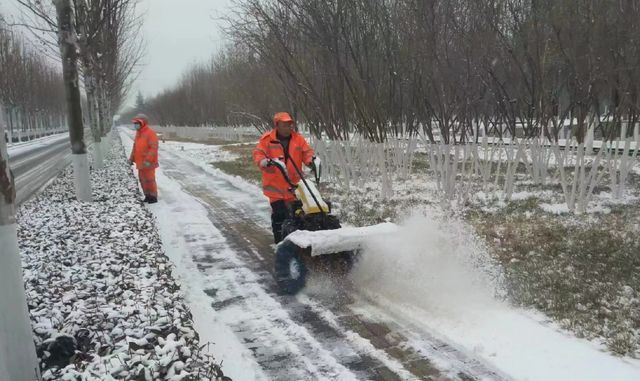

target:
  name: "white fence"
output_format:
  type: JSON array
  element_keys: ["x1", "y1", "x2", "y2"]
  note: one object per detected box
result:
[{"x1": 312, "y1": 126, "x2": 640, "y2": 214}]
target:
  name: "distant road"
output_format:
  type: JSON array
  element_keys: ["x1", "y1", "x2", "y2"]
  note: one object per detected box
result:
[{"x1": 8, "y1": 133, "x2": 72, "y2": 205}]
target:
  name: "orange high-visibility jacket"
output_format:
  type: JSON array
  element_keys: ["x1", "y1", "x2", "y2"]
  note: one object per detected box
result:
[
  {"x1": 253, "y1": 129, "x2": 314, "y2": 202},
  {"x1": 130, "y1": 119, "x2": 159, "y2": 170}
]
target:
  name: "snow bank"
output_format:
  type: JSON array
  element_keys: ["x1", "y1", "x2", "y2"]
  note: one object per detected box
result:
[
  {"x1": 352, "y1": 210, "x2": 640, "y2": 381},
  {"x1": 284, "y1": 222, "x2": 399, "y2": 256},
  {"x1": 17, "y1": 137, "x2": 230, "y2": 380}
]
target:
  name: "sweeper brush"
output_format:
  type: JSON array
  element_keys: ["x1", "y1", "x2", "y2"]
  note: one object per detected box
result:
[{"x1": 266, "y1": 143, "x2": 397, "y2": 294}]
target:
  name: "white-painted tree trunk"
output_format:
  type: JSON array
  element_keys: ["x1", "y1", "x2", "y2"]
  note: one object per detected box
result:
[
  {"x1": 99, "y1": 132, "x2": 110, "y2": 155},
  {"x1": 72, "y1": 154, "x2": 92, "y2": 202},
  {"x1": 93, "y1": 141, "x2": 104, "y2": 170},
  {"x1": 56, "y1": 0, "x2": 92, "y2": 202},
  {"x1": 0, "y1": 114, "x2": 40, "y2": 381},
  {"x1": 555, "y1": 137, "x2": 608, "y2": 214},
  {"x1": 376, "y1": 143, "x2": 392, "y2": 199},
  {"x1": 101, "y1": 138, "x2": 110, "y2": 159},
  {"x1": 585, "y1": 124, "x2": 594, "y2": 155},
  {"x1": 609, "y1": 122, "x2": 640, "y2": 200},
  {"x1": 503, "y1": 141, "x2": 524, "y2": 200}
]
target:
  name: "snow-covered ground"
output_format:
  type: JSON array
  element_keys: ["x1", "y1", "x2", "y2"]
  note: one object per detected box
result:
[
  {"x1": 10, "y1": 133, "x2": 72, "y2": 205},
  {"x1": 121, "y1": 128, "x2": 640, "y2": 380},
  {"x1": 8, "y1": 132, "x2": 69, "y2": 158},
  {"x1": 17, "y1": 136, "x2": 228, "y2": 380}
]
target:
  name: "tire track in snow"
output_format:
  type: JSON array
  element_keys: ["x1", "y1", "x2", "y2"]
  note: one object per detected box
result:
[
  {"x1": 192, "y1": 191, "x2": 410, "y2": 381},
  {"x1": 155, "y1": 142, "x2": 508, "y2": 381},
  {"x1": 159, "y1": 160, "x2": 367, "y2": 380}
]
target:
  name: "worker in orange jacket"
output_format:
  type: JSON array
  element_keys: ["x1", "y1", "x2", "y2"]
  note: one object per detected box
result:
[
  {"x1": 129, "y1": 114, "x2": 159, "y2": 203},
  {"x1": 254, "y1": 112, "x2": 319, "y2": 243}
]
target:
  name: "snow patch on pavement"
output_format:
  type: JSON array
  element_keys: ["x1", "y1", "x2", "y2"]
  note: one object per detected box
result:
[
  {"x1": 146, "y1": 170, "x2": 360, "y2": 381},
  {"x1": 122, "y1": 129, "x2": 271, "y2": 228},
  {"x1": 145, "y1": 172, "x2": 268, "y2": 381},
  {"x1": 161, "y1": 139, "x2": 264, "y2": 201}
]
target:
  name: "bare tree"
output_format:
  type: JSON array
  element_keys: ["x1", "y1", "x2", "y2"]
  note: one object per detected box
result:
[
  {"x1": 131, "y1": 47, "x2": 286, "y2": 132},
  {"x1": 0, "y1": 18, "x2": 65, "y2": 142},
  {"x1": 15, "y1": 0, "x2": 144, "y2": 199},
  {"x1": 50, "y1": 0, "x2": 92, "y2": 200}
]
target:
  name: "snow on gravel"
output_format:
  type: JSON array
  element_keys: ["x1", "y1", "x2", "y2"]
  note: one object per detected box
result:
[{"x1": 17, "y1": 136, "x2": 229, "y2": 380}]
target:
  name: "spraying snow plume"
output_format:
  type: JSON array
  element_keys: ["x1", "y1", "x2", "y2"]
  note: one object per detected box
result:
[
  {"x1": 350, "y1": 211, "x2": 640, "y2": 381},
  {"x1": 352, "y1": 209, "x2": 505, "y2": 316}
]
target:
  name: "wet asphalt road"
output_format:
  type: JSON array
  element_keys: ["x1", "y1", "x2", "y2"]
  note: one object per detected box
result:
[{"x1": 8, "y1": 135, "x2": 72, "y2": 205}]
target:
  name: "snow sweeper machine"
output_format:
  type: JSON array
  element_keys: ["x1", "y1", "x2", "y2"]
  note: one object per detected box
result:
[{"x1": 265, "y1": 141, "x2": 397, "y2": 294}]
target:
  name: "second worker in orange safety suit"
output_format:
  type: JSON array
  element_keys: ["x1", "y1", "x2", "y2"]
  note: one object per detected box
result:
[
  {"x1": 129, "y1": 114, "x2": 159, "y2": 204},
  {"x1": 253, "y1": 112, "x2": 317, "y2": 243}
]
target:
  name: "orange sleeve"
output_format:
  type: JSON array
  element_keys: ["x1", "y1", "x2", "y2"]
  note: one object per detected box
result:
[{"x1": 253, "y1": 139, "x2": 269, "y2": 168}]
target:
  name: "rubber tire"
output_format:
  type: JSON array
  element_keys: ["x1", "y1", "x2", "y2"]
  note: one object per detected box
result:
[{"x1": 274, "y1": 240, "x2": 308, "y2": 295}]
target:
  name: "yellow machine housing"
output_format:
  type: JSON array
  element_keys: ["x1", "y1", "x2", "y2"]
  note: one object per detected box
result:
[{"x1": 294, "y1": 181, "x2": 329, "y2": 215}]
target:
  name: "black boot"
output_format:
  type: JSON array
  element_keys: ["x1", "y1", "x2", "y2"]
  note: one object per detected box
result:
[
  {"x1": 270, "y1": 200, "x2": 288, "y2": 244},
  {"x1": 146, "y1": 196, "x2": 158, "y2": 204},
  {"x1": 143, "y1": 195, "x2": 150, "y2": 203}
]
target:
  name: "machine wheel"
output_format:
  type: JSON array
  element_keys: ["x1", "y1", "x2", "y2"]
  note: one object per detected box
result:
[{"x1": 274, "y1": 240, "x2": 308, "y2": 294}]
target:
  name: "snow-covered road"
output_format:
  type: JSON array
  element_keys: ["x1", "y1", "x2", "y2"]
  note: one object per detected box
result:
[
  {"x1": 8, "y1": 133, "x2": 72, "y2": 204},
  {"x1": 120, "y1": 128, "x2": 640, "y2": 381},
  {"x1": 7, "y1": 133, "x2": 69, "y2": 158}
]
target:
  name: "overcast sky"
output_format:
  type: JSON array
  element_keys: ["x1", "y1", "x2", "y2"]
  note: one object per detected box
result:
[
  {"x1": 134, "y1": 0, "x2": 232, "y2": 106},
  {"x1": 0, "y1": 0, "x2": 233, "y2": 108}
]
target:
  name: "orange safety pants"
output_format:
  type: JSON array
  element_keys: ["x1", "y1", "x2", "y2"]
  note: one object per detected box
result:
[{"x1": 138, "y1": 168, "x2": 158, "y2": 197}]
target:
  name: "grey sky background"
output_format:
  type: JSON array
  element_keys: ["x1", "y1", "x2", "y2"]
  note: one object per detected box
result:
[
  {"x1": 134, "y1": 0, "x2": 233, "y2": 107},
  {"x1": 0, "y1": 0, "x2": 233, "y2": 108}
]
